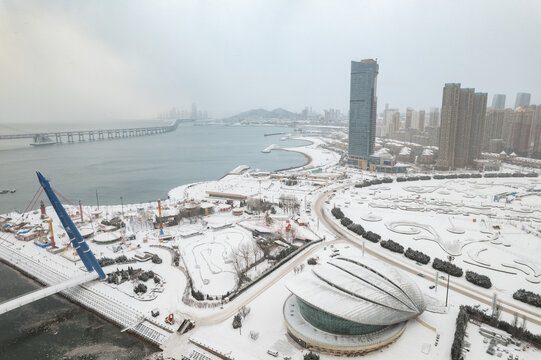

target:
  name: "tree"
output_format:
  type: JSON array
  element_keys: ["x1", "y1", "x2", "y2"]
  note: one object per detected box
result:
[
  {"x1": 232, "y1": 313, "x2": 242, "y2": 329},
  {"x1": 249, "y1": 330, "x2": 259, "y2": 340},
  {"x1": 380, "y1": 239, "x2": 404, "y2": 254},
  {"x1": 404, "y1": 248, "x2": 430, "y2": 264},
  {"x1": 513, "y1": 289, "x2": 541, "y2": 308},
  {"x1": 239, "y1": 305, "x2": 251, "y2": 319},
  {"x1": 432, "y1": 258, "x2": 463, "y2": 277},
  {"x1": 238, "y1": 241, "x2": 253, "y2": 269},
  {"x1": 363, "y1": 231, "x2": 381, "y2": 243},
  {"x1": 278, "y1": 194, "x2": 299, "y2": 215},
  {"x1": 304, "y1": 352, "x2": 320, "y2": 360},
  {"x1": 134, "y1": 283, "x2": 147, "y2": 295},
  {"x1": 151, "y1": 254, "x2": 162, "y2": 264},
  {"x1": 465, "y1": 271, "x2": 492, "y2": 289},
  {"x1": 229, "y1": 249, "x2": 246, "y2": 286},
  {"x1": 250, "y1": 242, "x2": 263, "y2": 264}
]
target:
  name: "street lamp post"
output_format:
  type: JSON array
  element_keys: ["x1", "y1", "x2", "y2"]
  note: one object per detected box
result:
[{"x1": 445, "y1": 255, "x2": 454, "y2": 307}]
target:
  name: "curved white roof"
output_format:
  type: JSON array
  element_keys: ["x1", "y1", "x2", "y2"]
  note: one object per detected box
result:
[{"x1": 286, "y1": 256, "x2": 425, "y2": 326}]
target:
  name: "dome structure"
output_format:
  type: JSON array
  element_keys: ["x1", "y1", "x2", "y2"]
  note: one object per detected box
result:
[{"x1": 283, "y1": 256, "x2": 425, "y2": 356}]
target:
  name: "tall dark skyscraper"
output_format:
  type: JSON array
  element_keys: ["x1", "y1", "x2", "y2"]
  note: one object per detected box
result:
[
  {"x1": 437, "y1": 83, "x2": 487, "y2": 169},
  {"x1": 491, "y1": 94, "x2": 506, "y2": 109},
  {"x1": 348, "y1": 59, "x2": 378, "y2": 160},
  {"x1": 515, "y1": 93, "x2": 531, "y2": 109}
]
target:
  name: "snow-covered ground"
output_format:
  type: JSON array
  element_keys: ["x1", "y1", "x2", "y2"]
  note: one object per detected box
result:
[
  {"x1": 326, "y1": 177, "x2": 541, "y2": 302},
  {"x1": 1, "y1": 133, "x2": 540, "y2": 359}
]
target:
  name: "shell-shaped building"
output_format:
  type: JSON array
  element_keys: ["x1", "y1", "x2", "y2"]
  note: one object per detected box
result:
[{"x1": 284, "y1": 256, "x2": 425, "y2": 356}]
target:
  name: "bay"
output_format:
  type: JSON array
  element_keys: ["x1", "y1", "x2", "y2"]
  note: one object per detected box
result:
[{"x1": 0, "y1": 123, "x2": 306, "y2": 359}]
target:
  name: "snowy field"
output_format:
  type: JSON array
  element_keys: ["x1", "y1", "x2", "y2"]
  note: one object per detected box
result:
[
  {"x1": 179, "y1": 227, "x2": 251, "y2": 296},
  {"x1": 3, "y1": 134, "x2": 541, "y2": 358},
  {"x1": 326, "y1": 177, "x2": 541, "y2": 301}
]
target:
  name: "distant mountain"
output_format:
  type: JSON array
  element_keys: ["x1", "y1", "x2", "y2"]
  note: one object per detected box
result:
[{"x1": 225, "y1": 108, "x2": 299, "y2": 122}]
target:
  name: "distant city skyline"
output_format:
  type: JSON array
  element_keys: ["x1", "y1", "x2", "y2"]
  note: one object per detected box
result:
[{"x1": 1, "y1": 1, "x2": 540, "y2": 123}]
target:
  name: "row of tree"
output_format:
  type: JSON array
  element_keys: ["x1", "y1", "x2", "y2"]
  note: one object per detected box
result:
[
  {"x1": 450, "y1": 305, "x2": 469, "y2": 360},
  {"x1": 354, "y1": 177, "x2": 393, "y2": 188},
  {"x1": 380, "y1": 239, "x2": 404, "y2": 253},
  {"x1": 138, "y1": 270, "x2": 155, "y2": 282},
  {"x1": 451, "y1": 305, "x2": 541, "y2": 354},
  {"x1": 99, "y1": 255, "x2": 132, "y2": 267},
  {"x1": 107, "y1": 266, "x2": 138, "y2": 284},
  {"x1": 332, "y1": 207, "x2": 381, "y2": 242},
  {"x1": 396, "y1": 175, "x2": 431, "y2": 182},
  {"x1": 229, "y1": 241, "x2": 264, "y2": 286},
  {"x1": 432, "y1": 258, "x2": 463, "y2": 277},
  {"x1": 465, "y1": 270, "x2": 492, "y2": 289},
  {"x1": 513, "y1": 289, "x2": 541, "y2": 308}
]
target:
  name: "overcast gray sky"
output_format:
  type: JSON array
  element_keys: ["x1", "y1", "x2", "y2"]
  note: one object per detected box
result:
[{"x1": 1, "y1": 0, "x2": 540, "y2": 123}]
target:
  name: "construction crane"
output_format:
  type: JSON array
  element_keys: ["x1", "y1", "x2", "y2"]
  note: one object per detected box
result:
[{"x1": 36, "y1": 171, "x2": 106, "y2": 280}]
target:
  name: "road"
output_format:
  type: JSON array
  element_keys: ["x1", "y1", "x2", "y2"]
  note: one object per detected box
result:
[{"x1": 313, "y1": 185, "x2": 541, "y2": 326}]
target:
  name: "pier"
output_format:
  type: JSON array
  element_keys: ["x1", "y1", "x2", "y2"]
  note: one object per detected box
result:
[{"x1": 0, "y1": 119, "x2": 186, "y2": 145}]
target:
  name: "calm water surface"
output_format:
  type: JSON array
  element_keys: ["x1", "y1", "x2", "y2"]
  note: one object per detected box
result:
[{"x1": 0, "y1": 123, "x2": 306, "y2": 359}]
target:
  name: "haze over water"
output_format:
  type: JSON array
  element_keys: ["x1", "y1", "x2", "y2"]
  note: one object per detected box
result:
[{"x1": 0, "y1": 123, "x2": 308, "y2": 214}]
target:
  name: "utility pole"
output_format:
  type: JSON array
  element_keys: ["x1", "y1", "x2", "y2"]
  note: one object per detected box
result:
[
  {"x1": 120, "y1": 196, "x2": 124, "y2": 217},
  {"x1": 445, "y1": 273, "x2": 450, "y2": 307},
  {"x1": 445, "y1": 255, "x2": 454, "y2": 307},
  {"x1": 96, "y1": 189, "x2": 100, "y2": 210}
]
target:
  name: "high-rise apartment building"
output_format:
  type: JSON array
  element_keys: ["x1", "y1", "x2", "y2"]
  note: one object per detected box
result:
[
  {"x1": 515, "y1": 93, "x2": 531, "y2": 109},
  {"x1": 533, "y1": 106, "x2": 541, "y2": 158},
  {"x1": 348, "y1": 59, "x2": 378, "y2": 160},
  {"x1": 454, "y1": 88, "x2": 475, "y2": 168},
  {"x1": 405, "y1": 108, "x2": 413, "y2": 130},
  {"x1": 508, "y1": 108, "x2": 534, "y2": 156},
  {"x1": 468, "y1": 92, "x2": 488, "y2": 164},
  {"x1": 383, "y1": 108, "x2": 400, "y2": 137},
  {"x1": 437, "y1": 83, "x2": 461, "y2": 169},
  {"x1": 428, "y1": 108, "x2": 440, "y2": 127},
  {"x1": 491, "y1": 94, "x2": 506, "y2": 109},
  {"x1": 437, "y1": 83, "x2": 487, "y2": 169},
  {"x1": 411, "y1": 110, "x2": 425, "y2": 131},
  {"x1": 483, "y1": 109, "x2": 513, "y2": 150}
]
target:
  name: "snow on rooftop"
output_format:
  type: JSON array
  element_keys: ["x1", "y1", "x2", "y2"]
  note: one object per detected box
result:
[{"x1": 286, "y1": 256, "x2": 425, "y2": 326}]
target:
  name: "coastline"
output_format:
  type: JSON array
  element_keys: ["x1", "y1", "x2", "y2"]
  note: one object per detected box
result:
[
  {"x1": 0, "y1": 132, "x2": 340, "y2": 358},
  {"x1": 266, "y1": 137, "x2": 316, "y2": 172},
  {"x1": 273, "y1": 148, "x2": 312, "y2": 172}
]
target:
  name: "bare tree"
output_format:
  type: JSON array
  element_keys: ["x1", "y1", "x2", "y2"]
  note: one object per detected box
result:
[
  {"x1": 250, "y1": 241, "x2": 263, "y2": 264},
  {"x1": 239, "y1": 305, "x2": 251, "y2": 318},
  {"x1": 229, "y1": 249, "x2": 246, "y2": 286},
  {"x1": 238, "y1": 242, "x2": 252, "y2": 269}
]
